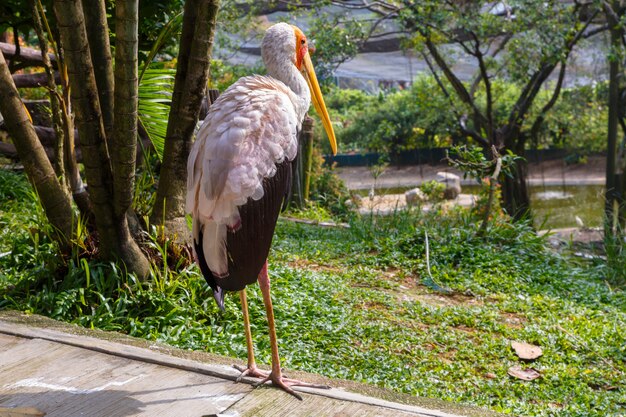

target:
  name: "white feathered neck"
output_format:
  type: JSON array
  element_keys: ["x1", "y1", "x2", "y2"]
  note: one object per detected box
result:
[{"x1": 261, "y1": 22, "x2": 311, "y2": 123}]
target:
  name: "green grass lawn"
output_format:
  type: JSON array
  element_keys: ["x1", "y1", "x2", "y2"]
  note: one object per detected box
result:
[{"x1": 1, "y1": 169, "x2": 625, "y2": 417}]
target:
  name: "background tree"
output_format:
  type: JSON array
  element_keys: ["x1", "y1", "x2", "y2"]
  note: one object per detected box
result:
[
  {"x1": 399, "y1": 1, "x2": 602, "y2": 218},
  {"x1": 244, "y1": 1, "x2": 605, "y2": 219}
]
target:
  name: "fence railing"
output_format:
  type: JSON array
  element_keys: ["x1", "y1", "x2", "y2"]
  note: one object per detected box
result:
[{"x1": 324, "y1": 148, "x2": 603, "y2": 167}]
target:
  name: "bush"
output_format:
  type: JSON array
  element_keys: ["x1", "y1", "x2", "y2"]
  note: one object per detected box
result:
[
  {"x1": 533, "y1": 82, "x2": 608, "y2": 152},
  {"x1": 322, "y1": 76, "x2": 608, "y2": 156},
  {"x1": 330, "y1": 75, "x2": 460, "y2": 154},
  {"x1": 419, "y1": 180, "x2": 446, "y2": 201},
  {"x1": 307, "y1": 146, "x2": 351, "y2": 219}
]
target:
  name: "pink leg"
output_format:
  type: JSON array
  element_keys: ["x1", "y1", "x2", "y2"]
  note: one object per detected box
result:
[
  {"x1": 233, "y1": 289, "x2": 269, "y2": 381},
  {"x1": 255, "y1": 262, "x2": 330, "y2": 400}
]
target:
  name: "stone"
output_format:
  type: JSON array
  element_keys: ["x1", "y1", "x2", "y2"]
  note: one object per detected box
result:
[
  {"x1": 436, "y1": 172, "x2": 461, "y2": 200},
  {"x1": 405, "y1": 188, "x2": 427, "y2": 206}
]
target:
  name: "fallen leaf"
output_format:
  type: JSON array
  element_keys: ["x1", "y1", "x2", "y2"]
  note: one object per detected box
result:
[
  {"x1": 511, "y1": 341, "x2": 543, "y2": 360},
  {"x1": 508, "y1": 365, "x2": 541, "y2": 381},
  {"x1": 484, "y1": 372, "x2": 497, "y2": 379}
]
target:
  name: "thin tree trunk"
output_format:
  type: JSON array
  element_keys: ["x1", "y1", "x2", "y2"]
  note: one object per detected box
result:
[
  {"x1": 151, "y1": 0, "x2": 220, "y2": 239},
  {"x1": 0, "y1": 50, "x2": 74, "y2": 248},
  {"x1": 501, "y1": 156, "x2": 531, "y2": 221},
  {"x1": 82, "y1": 0, "x2": 114, "y2": 135},
  {"x1": 605, "y1": 2, "x2": 622, "y2": 235},
  {"x1": 44, "y1": 0, "x2": 91, "y2": 218},
  {"x1": 53, "y1": 0, "x2": 149, "y2": 277},
  {"x1": 30, "y1": 0, "x2": 67, "y2": 183},
  {"x1": 111, "y1": 0, "x2": 149, "y2": 276}
]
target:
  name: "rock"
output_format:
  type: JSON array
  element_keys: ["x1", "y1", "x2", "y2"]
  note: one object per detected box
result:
[
  {"x1": 405, "y1": 187, "x2": 427, "y2": 206},
  {"x1": 437, "y1": 171, "x2": 461, "y2": 200}
]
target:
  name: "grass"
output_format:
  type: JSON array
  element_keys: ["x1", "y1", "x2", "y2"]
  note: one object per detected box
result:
[{"x1": 1, "y1": 169, "x2": 625, "y2": 417}]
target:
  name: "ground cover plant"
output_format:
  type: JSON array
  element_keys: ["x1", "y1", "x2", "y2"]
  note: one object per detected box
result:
[{"x1": 0, "y1": 168, "x2": 625, "y2": 417}]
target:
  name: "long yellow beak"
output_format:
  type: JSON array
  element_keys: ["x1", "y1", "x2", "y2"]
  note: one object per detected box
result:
[{"x1": 302, "y1": 52, "x2": 337, "y2": 155}]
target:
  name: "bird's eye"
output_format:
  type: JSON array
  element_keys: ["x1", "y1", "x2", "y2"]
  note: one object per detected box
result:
[{"x1": 301, "y1": 39, "x2": 306, "y2": 45}]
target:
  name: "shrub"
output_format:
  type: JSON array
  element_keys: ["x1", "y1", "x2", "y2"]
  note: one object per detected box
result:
[
  {"x1": 322, "y1": 76, "x2": 608, "y2": 156},
  {"x1": 419, "y1": 180, "x2": 446, "y2": 201}
]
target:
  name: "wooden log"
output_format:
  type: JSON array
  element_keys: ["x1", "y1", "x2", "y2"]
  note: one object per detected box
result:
[
  {"x1": 0, "y1": 141, "x2": 56, "y2": 161},
  {"x1": 0, "y1": 141, "x2": 19, "y2": 159},
  {"x1": 0, "y1": 124, "x2": 72, "y2": 148},
  {"x1": 0, "y1": 42, "x2": 57, "y2": 68},
  {"x1": 1, "y1": 124, "x2": 151, "y2": 164},
  {"x1": 13, "y1": 72, "x2": 61, "y2": 88}
]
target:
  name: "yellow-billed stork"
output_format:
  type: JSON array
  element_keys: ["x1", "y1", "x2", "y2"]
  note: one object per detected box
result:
[{"x1": 186, "y1": 22, "x2": 337, "y2": 399}]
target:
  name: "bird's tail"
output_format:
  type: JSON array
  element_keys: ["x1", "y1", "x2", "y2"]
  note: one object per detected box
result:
[
  {"x1": 192, "y1": 218, "x2": 227, "y2": 311},
  {"x1": 212, "y1": 286, "x2": 225, "y2": 311}
]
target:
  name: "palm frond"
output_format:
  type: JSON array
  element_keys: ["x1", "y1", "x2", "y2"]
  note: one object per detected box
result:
[
  {"x1": 138, "y1": 67, "x2": 175, "y2": 160},
  {"x1": 139, "y1": 12, "x2": 183, "y2": 84}
]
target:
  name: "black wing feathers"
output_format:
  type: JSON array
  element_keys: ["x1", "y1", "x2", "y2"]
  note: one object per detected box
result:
[{"x1": 196, "y1": 160, "x2": 292, "y2": 300}]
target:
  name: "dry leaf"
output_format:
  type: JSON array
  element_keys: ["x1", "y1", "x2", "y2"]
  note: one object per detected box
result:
[
  {"x1": 507, "y1": 365, "x2": 541, "y2": 381},
  {"x1": 511, "y1": 341, "x2": 543, "y2": 360}
]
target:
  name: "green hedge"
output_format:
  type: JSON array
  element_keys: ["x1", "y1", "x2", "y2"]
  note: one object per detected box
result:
[{"x1": 323, "y1": 76, "x2": 608, "y2": 155}]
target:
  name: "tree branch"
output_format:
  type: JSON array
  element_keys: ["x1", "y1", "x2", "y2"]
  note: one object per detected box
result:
[
  {"x1": 508, "y1": 6, "x2": 597, "y2": 129},
  {"x1": 529, "y1": 60, "x2": 567, "y2": 142},
  {"x1": 422, "y1": 37, "x2": 490, "y2": 130},
  {"x1": 0, "y1": 41, "x2": 57, "y2": 70},
  {"x1": 421, "y1": 50, "x2": 488, "y2": 147}
]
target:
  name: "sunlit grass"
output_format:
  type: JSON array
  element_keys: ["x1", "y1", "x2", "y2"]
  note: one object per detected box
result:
[{"x1": 1, "y1": 169, "x2": 625, "y2": 417}]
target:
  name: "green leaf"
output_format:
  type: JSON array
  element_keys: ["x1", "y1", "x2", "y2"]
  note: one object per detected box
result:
[{"x1": 138, "y1": 67, "x2": 175, "y2": 161}]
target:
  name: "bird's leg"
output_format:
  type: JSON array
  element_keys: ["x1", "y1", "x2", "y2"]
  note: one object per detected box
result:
[
  {"x1": 254, "y1": 262, "x2": 330, "y2": 400},
  {"x1": 233, "y1": 289, "x2": 268, "y2": 381}
]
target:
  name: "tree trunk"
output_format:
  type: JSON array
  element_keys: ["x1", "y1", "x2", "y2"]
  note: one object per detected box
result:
[
  {"x1": 12, "y1": 72, "x2": 61, "y2": 88},
  {"x1": 113, "y1": 0, "x2": 139, "y2": 218},
  {"x1": 111, "y1": 0, "x2": 150, "y2": 276},
  {"x1": 151, "y1": 0, "x2": 220, "y2": 241},
  {"x1": 0, "y1": 50, "x2": 74, "y2": 248},
  {"x1": 501, "y1": 156, "x2": 531, "y2": 221},
  {"x1": 605, "y1": 3, "x2": 622, "y2": 235},
  {"x1": 82, "y1": 0, "x2": 114, "y2": 136},
  {"x1": 30, "y1": 0, "x2": 66, "y2": 182},
  {"x1": 53, "y1": 0, "x2": 149, "y2": 277}
]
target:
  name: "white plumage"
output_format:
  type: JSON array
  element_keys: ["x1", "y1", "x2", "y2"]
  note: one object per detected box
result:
[
  {"x1": 186, "y1": 23, "x2": 311, "y2": 278},
  {"x1": 185, "y1": 22, "x2": 337, "y2": 399}
]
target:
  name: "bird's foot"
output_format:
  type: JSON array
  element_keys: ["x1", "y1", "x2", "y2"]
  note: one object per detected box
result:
[
  {"x1": 253, "y1": 370, "x2": 331, "y2": 401},
  {"x1": 233, "y1": 364, "x2": 269, "y2": 382}
]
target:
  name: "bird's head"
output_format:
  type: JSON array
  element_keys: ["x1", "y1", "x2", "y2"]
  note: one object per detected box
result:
[{"x1": 262, "y1": 23, "x2": 337, "y2": 155}]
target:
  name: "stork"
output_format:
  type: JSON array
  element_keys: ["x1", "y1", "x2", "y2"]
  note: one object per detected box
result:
[{"x1": 186, "y1": 23, "x2": 337, "y2": 399}]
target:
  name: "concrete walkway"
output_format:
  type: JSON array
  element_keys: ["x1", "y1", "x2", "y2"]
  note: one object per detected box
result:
[
  {"x1": 336, "y1": 156, "x2": 606, "y2": 190},
  {"x1": 0, "y1": 312, "x2": 504, "y2": 417}
]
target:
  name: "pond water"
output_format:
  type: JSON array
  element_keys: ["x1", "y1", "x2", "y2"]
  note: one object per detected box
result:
[
  {"x1": 361, "y1": 184, "x2": 605, "y2": 230},
  {"x1": 467, "y1": 184, "x2": 605, "y2": 230},
  {"x1": 530, "y1": 184, "x2": 605, "y2": 229}
]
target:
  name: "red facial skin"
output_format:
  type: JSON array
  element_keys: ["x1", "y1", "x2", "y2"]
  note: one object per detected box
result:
[{"x1": 294, "y1": 29, "x2": 312, "y2": 70}]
